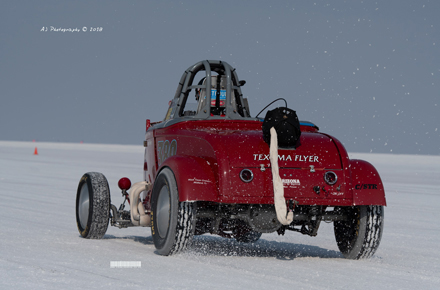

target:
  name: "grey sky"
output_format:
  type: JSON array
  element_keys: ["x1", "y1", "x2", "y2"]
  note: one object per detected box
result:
[{"x1": 1, "y1": 0, "x2": 439, "y2": 155}]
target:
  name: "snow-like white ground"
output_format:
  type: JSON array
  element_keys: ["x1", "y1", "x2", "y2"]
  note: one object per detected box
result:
[{"x1": 1, "y1": 141, "x2": 439, "y2": 289}]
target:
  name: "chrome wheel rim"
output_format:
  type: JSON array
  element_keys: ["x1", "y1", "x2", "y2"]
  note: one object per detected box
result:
[
  {"x1": 78, "y1": 183, "x2": 90, "y2": 229},
  {"x1": 157, "y1": 185, "x2": 170, "y2": 238}
]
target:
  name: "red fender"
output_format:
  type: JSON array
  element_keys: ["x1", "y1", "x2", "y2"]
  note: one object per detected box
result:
[
  {"x1": 350, "y1": 159, "x2": 387, "y2": 206},
  {"x1": 159, "y1": 155, "x2": 218, "y2": 202}
]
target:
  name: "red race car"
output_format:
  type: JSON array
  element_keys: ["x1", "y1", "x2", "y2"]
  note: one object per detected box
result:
[{"x1": 76, "y1": 60, "x2": 386, "y2": 259}]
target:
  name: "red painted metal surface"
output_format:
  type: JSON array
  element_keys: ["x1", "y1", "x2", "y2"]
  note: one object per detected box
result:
[
  {"x1": 143, "y1": 119, "x2": 386, "y2": 206},
  {"x1": 350, "y1": 159, "x2": 387, "y2": 206}
]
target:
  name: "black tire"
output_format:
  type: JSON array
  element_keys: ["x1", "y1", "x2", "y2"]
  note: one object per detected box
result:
[
  {"x1": 151, "y1": 168, "x2": 195, "y2": 255},
  {"x1": 76, "y1": 172, "x2": 111, "y2": 239},
  {"x1": 334, "y1": 205, "x2": 384, "y2": 259},
  {"x1": 234, "y1": 231, "x2": 262, "y2": 243}
]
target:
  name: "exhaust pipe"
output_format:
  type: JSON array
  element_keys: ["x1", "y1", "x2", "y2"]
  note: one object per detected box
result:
[{"x1": 129, "y1": 181, "x2": 151, "y2": 227}]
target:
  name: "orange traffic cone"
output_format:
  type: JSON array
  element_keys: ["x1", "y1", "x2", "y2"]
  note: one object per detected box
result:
[{"x1": 34, "y1": 147, "x2": 38, "y2": 155}]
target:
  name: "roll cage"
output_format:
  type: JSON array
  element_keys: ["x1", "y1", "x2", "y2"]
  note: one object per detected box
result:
[{"x1": 161, "y1": 60, "x2": 254, "y2": 127}]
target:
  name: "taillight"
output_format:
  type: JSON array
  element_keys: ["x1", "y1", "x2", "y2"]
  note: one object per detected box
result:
[
  {"x1": 240, "y1": 169, "x2": 254, "y2": 183},
  {"x1": 118, "y1": 177, "x2": 132, "y2": 190},
  {"x1": 324, "y1": 171, "x2": 337, "y2": 185}
]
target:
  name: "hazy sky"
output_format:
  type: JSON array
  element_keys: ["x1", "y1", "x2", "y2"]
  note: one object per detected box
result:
[{"x1": 1, "y1": 0, "x2": 439, "y2": 155}]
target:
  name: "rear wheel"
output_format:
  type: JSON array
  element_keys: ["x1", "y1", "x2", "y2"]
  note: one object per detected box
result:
[
  {"x1": 334, "y1": 205, "x2": 384, "y2": 259},
  {"x1": 151, "y1": 168, "x2": 195, "y2": 255},
  {"x1": 76, "y1": 172, "x2": 111, "y2": 239}
]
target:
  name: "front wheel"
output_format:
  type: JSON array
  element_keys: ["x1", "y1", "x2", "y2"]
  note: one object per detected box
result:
[
  {"x1": 151, "y1": 168, "x2": 195, "y2": 255},
  {"x1": 76, "y1": 172, "x2": 111, "y2": 239},
  {"x1": 334, "y1": 205, "x2": 384, "y2": 259}
]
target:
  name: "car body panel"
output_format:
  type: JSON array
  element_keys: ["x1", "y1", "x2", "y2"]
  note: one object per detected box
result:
[{"x1": 144, "y1": 120, "x2": 386, "y2": 206}]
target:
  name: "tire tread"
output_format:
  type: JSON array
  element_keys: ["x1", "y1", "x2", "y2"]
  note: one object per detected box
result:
[
  {"x1": 87, "y1": 172, "x2": 111, "y2": 239},
  {"x1": 171, "y1": 202, "x2": 195, "y2": 254},
  {"x1": 334, "y1": 205, "x2": 384, "y2": 259},
  {"x1": 359, "y1": 205, "x2": 384, "y2": 259},
  {"x1": 76, "y1": 172, "x2": 110, "y2": 239},
  {"x1": 151, "y1": 168, "x2": 195, "y2": 255}
]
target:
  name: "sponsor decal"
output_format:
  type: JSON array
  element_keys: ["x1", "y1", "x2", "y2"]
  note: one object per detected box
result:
[
  {"x1": 282, "y1": 178, "x2": 301, "y2": 188},
  {"x1": 150, "y1": 210, "x2": 155, "y2": 235},
  {"x1": 253, "y1": 154, "x2": 319, "y2": 162},
  {"x1": 210, "y1": 89, "x2": 226, "y2": 106},
  {"x1": 188, "y1": 178, "x2": 212, "y2": 185},
  {"x1": 282, "y1": 179, "x2": 300, "y2": 185},
  {"x1": 355, "y1": 184, "x2": 378, "y2": 190},
  {"x1": 330, "y1": 192, "x2": 344, "y2": 196}
]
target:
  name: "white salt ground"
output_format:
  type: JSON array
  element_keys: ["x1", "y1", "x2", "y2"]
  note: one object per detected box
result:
[{"x1": 0, "y1": 141, "x2": 439, "y2": 289}]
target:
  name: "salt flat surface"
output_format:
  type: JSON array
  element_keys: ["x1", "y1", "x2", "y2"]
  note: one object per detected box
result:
[{"x1": 1, "y1": 141, "x2": 439, "y2": 289}]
